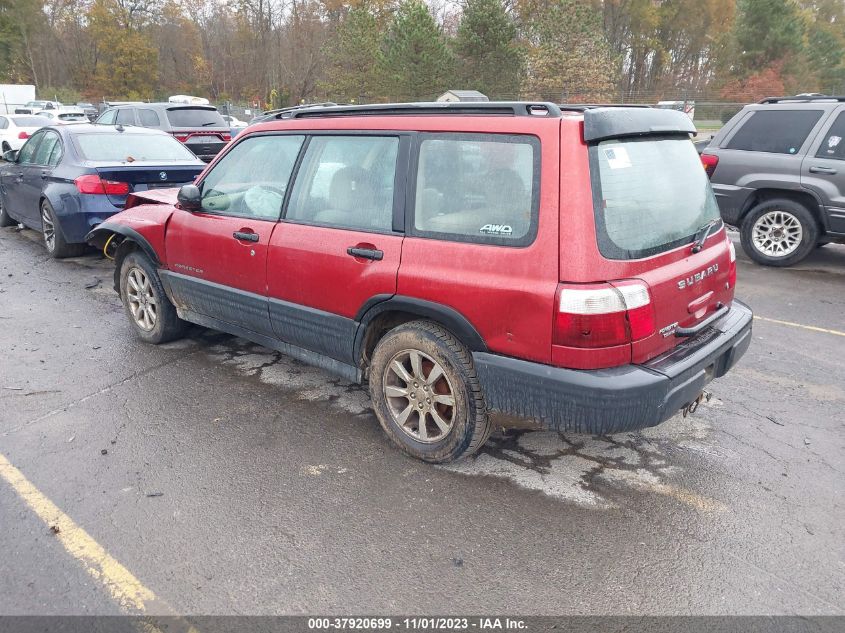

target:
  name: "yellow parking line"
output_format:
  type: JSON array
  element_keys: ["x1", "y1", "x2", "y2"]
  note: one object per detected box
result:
[
  {"x1": 754, "y1": 315, "x2": 845, "y2": 338},
  {"x1": 0, "y1": 452, "x2": 156, "y2": 612}
]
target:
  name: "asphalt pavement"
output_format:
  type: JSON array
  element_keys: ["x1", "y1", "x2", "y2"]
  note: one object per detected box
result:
[{"x1": 0, "y1": 225, "x2": 843, "y2": 617}]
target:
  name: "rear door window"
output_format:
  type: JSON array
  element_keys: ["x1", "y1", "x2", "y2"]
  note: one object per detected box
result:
[
  {"x1": 33, "y1": 132, "x2": 60, "y2": 166},
  {"x1": 590, "y1": 135, "x2": 720, "y2": 259},
  {"x1": 412, "y1": 133, "x2": 539, "y2": 245},
  {"x1": 166, "y1": 107, "x2": 226, "y2": 128},
  {"x1": 726, "y1": 110, "x2": 824, "y2": 155},
  {"x1": 137, "y1": 109, "x2": 161, "y2": 127},
  {"x1": 815, "y1": 111, "x2": 845, "y2": 160}
]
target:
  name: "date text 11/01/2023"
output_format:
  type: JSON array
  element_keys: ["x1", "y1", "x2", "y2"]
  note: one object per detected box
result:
[{"x1": 307, "y1": 617, "x2": 528, "y2": 630}]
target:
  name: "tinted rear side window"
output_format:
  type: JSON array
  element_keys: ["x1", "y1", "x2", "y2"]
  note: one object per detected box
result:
[
  {"x1": 726, "y1": 110, "x2": 823, "y2": 154},
  {"x1": 413, "y1": 133, "x2": 539, "y2": 246},
  {"x1": 137, "y1": 109, "x2": 162, "y2": 126},
  {"x1": 815, "y1": 111, "x2": 845, "y2": 160},
  {"x1": 166, "y1": 107, "x2": 226, "y2": 128},
  {"x1": 590, "y1": 135, "x2": 720, "y2": 260}
]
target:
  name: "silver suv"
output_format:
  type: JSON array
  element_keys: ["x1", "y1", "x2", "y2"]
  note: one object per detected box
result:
[{"x1": 702, "y1": 95, "x2": 845, "y2": 266}]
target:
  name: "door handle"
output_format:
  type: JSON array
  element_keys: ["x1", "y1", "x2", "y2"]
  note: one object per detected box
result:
[
  {"x1": 347, "y1": 246, "x2": 384, "y2": 261},
  {"x1": 233, "y1": 231, "x2": 259, "y2": 242},
  {"x1": 40, "y1": 170, "x2": 48, "y2": 180},
  {"x1": 809, "y1": 165, "x2": 837, "y2": 175}
]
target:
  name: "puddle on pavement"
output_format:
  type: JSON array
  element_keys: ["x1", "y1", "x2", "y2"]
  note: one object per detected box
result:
[{"x1": 202, "y1": 335, "x2": 726, "y2": 512}]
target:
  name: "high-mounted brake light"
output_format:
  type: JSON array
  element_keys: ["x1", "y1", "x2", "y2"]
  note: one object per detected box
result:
[
  {"x1": 18, "y1": 131, "x2": 29, "y2": 140},
  {"x1": 74, "y1": 174, "x2": 130, "y2": 195},
  {"x1": 701, "y1": 153, "x2": 719, "y2": 178},
  {"x1": 554, "y1": 281, "x2": 655, "y2": 348}
]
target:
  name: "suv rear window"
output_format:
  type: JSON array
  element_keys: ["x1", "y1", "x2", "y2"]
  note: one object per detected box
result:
[
  {"x1": 166, "y1": 107, "x2": 226, "y2": 128},
  {"x1": 590, "y1": 135, "x2": 720, "y2": 260},
  {"x1": 413, "y1": 133, "x2": 539, "y2": 246},
  {"x1": 726, "y1": 110, "x2": 824, "y2": 154}
]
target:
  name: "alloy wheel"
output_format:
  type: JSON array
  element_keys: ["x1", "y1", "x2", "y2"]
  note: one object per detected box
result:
[
  {"x1": 383, "y1": 349, "x2": 456, "y2": 443},
  {"x1": 126, "y1": 267, "x2": 158, "y2": 331},
  {"x1": 752, "y1": 210, "x2": 803, "y2": 257},
  {"x1": 41, "y1": 205, "x2": 55, "y2": 252}
]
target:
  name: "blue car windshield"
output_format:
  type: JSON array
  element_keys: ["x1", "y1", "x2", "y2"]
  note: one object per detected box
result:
[{"x1": 75, "y1": 133, "x2": 198, "y2": 162}]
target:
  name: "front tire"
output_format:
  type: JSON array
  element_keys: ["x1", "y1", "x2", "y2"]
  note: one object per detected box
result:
[
  {"x1": 0, "y1": 197, "x2": 14, "y2": 227},
  {"x1": 119, "y1": 251, "x2": 186, "y2": 344},
  {"x1": 41, "y1": 200, "x2": 84, "y2": 258},
  {"x1": 740, "y1": 199, "x2": 818, "y2": 267},
  {"x1": 369, "y1": 320, "x2": 490, "y2": 463}
]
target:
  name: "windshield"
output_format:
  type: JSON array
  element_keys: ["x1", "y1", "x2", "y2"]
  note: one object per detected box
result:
[
  {"x1": 589, "y1": 135, "x2": 720, "y2": 259},
  {"x1": 166, "y1": 107, "x2": 226, "y2": 128},
  {"x1": 11, "y1": 116, "x2": 51, "y2": 127},
  {"x1": 75, "y1": 133, "x2": 198, "y2": 162}
]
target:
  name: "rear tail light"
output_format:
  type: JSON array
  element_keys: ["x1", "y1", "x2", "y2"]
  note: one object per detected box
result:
[
  {"x1": 18, "y1": 131, "x2": 29, "y2": 140},
  {"x1": 727, "y1": 237, "x2": 737, "y2": 288},
  {"x1": 701, "y1": 153, "x2": 719, "y2": 178},
  {"x1": 554, "y1": 281, "x2": 655, "y2": 348},
  {"x1": 74, "y1": 174, "x2": 130, "y2": 195},
  {"x1": 220, "y1": 133, "x2": 231, "y2": 141},
  {"x1": 173, "y1": 133, "x2": 190, "y2": 143}
]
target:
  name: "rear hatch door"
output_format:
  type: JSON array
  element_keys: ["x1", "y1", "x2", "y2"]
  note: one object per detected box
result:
[{"x1": 582, "y1": 112, "x2": 734, "y2": 363}]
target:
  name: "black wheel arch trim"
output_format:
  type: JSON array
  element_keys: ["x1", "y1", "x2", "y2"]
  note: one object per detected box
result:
[
  {"x1": 353, "y1": 295, "x2": 488, "y2": 364},
  {"x1": 86, "y1": 223, "x2": 160, "y2": 266}
]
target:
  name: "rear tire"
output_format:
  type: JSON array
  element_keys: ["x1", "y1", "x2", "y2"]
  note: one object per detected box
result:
[
  {"x1": 369, "y1": 320, "x2": 490, "y2": 463},
  {"x1": 119, "y1": 251, "x2": 187, "y2": 344},
  {"x1": 740, "y1": 198, "x2": 818, "y2": 267},
  {"x1": 41, "y1": 200, "x2": 84, "y2": 258}
]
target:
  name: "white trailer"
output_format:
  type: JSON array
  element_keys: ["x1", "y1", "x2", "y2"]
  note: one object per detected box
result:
[{"x1": 0, "y1": 85, "x2": 36, "y2": 114}]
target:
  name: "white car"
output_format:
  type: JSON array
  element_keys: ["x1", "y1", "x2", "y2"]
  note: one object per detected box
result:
[
  {"x1": 35, "y1": 109, "x2": 89, "y2": 124},
  {"x1": 222, "y1": 114, "x2": 248, "y2": 128},
  {"x1": 14, "y1": 100, "x2": 61, "y2": 115},
  {"x1": 0, "y1": 114, "x2": 52, "y2": 152}
]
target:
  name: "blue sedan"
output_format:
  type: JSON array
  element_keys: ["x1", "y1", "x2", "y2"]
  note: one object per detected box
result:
[{"x1": 0, "y1": 124, "x2": 205, "y2": 258}]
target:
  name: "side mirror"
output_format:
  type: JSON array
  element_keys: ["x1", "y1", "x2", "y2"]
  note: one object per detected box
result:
[
  {"x1": 177, "y1": 184, "x2": 202, "y2": 211},
  {"x1": 2, "y1": 149, "x2": 18, "y2": 163}
]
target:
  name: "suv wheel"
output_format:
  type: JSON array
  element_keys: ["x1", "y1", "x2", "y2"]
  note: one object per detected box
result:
[
  {"x1": 369, "y1": 320, "x2": 490, "y2": 463},
  {"x1": 740, "y1": 198, "x2": 818, "y2": 267},
  {"x1": 119, "y1": 251, "x2": 186, "y2": 344}
]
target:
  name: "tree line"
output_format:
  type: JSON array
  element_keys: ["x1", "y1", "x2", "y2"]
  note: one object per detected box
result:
[{"x1": 0, "y1": 0, "x2": 842, "y2": 108}]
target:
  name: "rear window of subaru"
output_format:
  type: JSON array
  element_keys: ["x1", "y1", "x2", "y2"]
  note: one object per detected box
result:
[
  {"x1": 412, "y1": 133, "x2": 539, "y2": 246},
  {"x1": 590, "y1": 135, "x2": 721, "y2": 260}
]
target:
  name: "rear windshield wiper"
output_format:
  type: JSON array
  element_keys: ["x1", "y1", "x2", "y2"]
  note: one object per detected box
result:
[
  {"x1": 690, "y1": 218, "x2": 722, "y2": 253},
  {"x1": 201, "y1": 121, "x2": 221, "y2": 126}
]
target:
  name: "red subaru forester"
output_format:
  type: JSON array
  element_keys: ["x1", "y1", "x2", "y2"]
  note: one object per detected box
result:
[{"x1": 88, "y1": 102, "x2": 753, "y2": 463}]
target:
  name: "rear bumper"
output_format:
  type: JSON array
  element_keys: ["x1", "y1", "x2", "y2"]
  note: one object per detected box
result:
[
  {"x1": 712, "y1": 184, "x2": 755, "y2": 225},
  {"x1": 473, "y1": 300, "x2": 753, "y2": 434},
  {"x1": 55, "y1": 195, "x2": 121, "y2": 243}
]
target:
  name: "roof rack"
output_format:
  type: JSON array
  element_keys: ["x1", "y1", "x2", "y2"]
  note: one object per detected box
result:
[
  {"x1": 280, "y1": 101, "x2": 563, "y2": 119},
  {"x1": 559, "y1": 103, "x2": 652, "y2": 112},
  {"x1": 759, "y1": 95, "x2": 845, "y2": 104}
]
